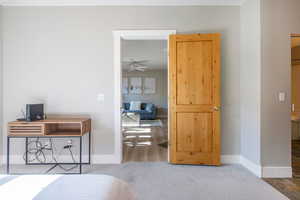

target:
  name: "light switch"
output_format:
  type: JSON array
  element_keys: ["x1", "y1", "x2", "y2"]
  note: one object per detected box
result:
[
  {"x1": 97, "y1": 94, "x2": 105, "y2": 102},
  {"x1": 279, "y1": 92, "x2": 286, "y2": 102}
]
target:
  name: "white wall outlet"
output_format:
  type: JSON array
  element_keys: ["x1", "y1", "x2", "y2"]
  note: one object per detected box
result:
[
  {"x1": 279, "y1": 92, "x2": 286, "y2": 102},
  {"x1": 97, "y1": 94, "x2": 105, "y2": 102},
  {"x1": 67, "y1": 140, "x2": 73, "y2": 145}
]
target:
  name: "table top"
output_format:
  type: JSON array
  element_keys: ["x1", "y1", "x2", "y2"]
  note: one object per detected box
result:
[
  {"x1": 9, "y1": 118, "x2": 91, "y2": 124},
  {"x1": 8, "y1": 117, "x2": 91, "y2": 137}
]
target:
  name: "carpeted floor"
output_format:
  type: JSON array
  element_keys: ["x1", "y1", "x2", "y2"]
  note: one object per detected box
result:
[{"x1": 0, "y1": 163, "x2": 289, "y2": 200}]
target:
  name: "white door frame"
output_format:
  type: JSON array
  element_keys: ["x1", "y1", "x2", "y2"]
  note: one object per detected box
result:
[{"x1": 113, "y1": 30, "x2": 176, "y2": 163}]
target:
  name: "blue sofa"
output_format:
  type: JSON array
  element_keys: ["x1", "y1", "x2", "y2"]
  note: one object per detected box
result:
[{"x1": 123, "y1": 103, "x2": 157, "y2": 120}]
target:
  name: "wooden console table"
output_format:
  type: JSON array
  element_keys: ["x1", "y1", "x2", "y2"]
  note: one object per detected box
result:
[{"x1": 7, "y1": 118, "x2": 91, "y2": 174}]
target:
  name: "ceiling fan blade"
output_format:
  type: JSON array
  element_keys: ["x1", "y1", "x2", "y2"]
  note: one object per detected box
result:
[
  {"x1": 138, "y1": 60, "x2": 149, "y2": 62},
  {"x1": 123, "y1": 59, "x2": 150, "y2": 72},
  {"x1": 134, "y1": 63, "x2": 148, "y2": 67},
  {"x1": 134, "y1": 60, "x2": 149, "y2": 64},
  {"x1": 136, "y1": 67, "x2": 148, "y2": 70}
]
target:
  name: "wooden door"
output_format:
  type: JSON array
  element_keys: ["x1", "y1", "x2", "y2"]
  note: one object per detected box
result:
[
  {"x1": 292, "y1": 36, "x2": 300, "y2": 115},
  {"x1": 169, "y1": 34, "x2": 221, "y2": 165},
  {"x1": 292, "y1": 64, "x2": 300, "y2": 114}
]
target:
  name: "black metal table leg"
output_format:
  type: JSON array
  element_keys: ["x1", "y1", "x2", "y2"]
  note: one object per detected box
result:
[
  {"x1": 25, "y1": 137, "x2": 28, "y2": 165},
  {"x1": 7, "y1": 137, "x2": 10, "y2": 174},
  {"x1": 7, "y1": 135, "x2": 90, "y2": 174},
  {"x1": 88, "y1": 131, "x2": 91, "y2": 164},
  {"x1": 45, "y1": 164, "x2": 59, "y2": 174},
  {"x1": 79, "y1": 136, "x2": 82, "y2": 174}
]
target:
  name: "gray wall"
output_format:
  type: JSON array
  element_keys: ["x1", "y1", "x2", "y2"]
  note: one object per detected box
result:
[
  {"x1": 2, "y1": 6, "x2": 241, "y2": 159},
  {"x1": 260, "y1": 0, "x2": 300, "y2": 167},
  {"x1": 122, "y1": 70, "x2": 168, "y2": 114},
  {"x1": 240, "y1": 0, "x2": 261, "y2": 165},
  {"x1": 122, "y1": 40, "x2": 167, "y2": 70}
]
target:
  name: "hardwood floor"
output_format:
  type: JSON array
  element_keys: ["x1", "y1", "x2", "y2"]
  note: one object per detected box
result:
[
  {"x1": 293, "y1": 140, "x2": 300, "y2": 178},
  {"x1": 122, "y1": 119, "x2": 168, "y2": 162},
  {"x1": 264, "y1": 178, "x2": 300, "y2": 200},
  {"x1": 264, "y1": 140, "x2": 300, "y2": 200}
]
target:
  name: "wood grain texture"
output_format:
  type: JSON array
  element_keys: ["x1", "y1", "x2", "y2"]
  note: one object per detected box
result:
[
  {"x1": 177, "y1": 41, "x2": 213, "y2": 105},
  {"x1": 8, "y1": 118, "x2": 91, "y2": 136},
  {"x1": 9, "y1": 124, "x2": 45, "y2": 136},
  {"x1": 264, "y1": 178, "x2": 300, "y2": 200},
  {"x1": 177, "y1": 113, "x2": 212, "y2": 153},
  {"x1": 169, "y1": 33, "x2": 221, "y2": 165},
  {"x1": 293, "y1": 140, "x2": 300, "y2": 178},
  {"x1": 292, "y1": 65, "x2": 300, "y2": 113}
]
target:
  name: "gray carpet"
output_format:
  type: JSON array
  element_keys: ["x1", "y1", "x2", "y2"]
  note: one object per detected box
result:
[{"x1": 1, "y1": 162, "x2": 288, "y2": 200}]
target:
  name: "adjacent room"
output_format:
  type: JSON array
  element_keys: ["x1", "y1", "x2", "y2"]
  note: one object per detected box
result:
[
  {"x1": 121, "y1": 40, "x2": 168, "y2": 162},
  {"x1": 0, "y1": 0, "x2": 299, "y2": 200}
]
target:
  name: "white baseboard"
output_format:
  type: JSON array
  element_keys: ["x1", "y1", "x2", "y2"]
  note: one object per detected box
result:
[
  {"x1": 2, "y1": 154, "x2": 121, "y2": 165},
  {"x1": 3, "y1": 154, "x2": 238, "y2": 165},
  {"x1": 221, "y1": 155, "x2": 240, "y2": 164},
  {"x1": 239, "y1": 156, "x2": 292, "y2": 178},
  {"x1": 240, "y1": 156, "x2": 262, "y2": 177},
  {"x1": 262, "y1": 166, "x2": 292, "y2": 178},
  {"x1": 1, "y1": 154, "x2": 292, "y2": 178},
  {"x1": 92, "y1": 155, "x2": 121, "y2": 164}
]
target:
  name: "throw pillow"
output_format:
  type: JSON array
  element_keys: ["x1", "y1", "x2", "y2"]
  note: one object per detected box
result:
[
  {"x1": 145, "y1": 104, "x2": 153, "y2": 112},
  {"x1": 130, "y1": 101, "x2": 141, "y2": 110}
]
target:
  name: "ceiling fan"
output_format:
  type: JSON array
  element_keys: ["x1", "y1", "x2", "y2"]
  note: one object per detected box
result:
[{"x1": 122, "y1": 59, "x2": 149, "y2": 72}]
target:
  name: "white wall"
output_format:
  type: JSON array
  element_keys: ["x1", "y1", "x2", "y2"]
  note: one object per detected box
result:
[
  {"x1": 2, "y1": 6, "x2": 241, "y2": 161},
  {"x1": 240, "y1": 0, "x2": 261, "y2": 166},
  {"x1": 260, "y1": 0, "x2": 300, "y2": 168},
  {"x1": 123, "y1": 70, "x2": 168, "y2": 115}
]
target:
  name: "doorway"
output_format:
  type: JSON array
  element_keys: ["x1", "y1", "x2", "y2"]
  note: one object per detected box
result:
[
  {"x1": 113, "y1": 31, "x2": 221, "y2": 165},
  {"x1": 121, "y1": 40, "x2": 168, "y2": 162},
  {"x1": 291, "y1": 34, "x2": 300, "y2": 178},
  {"x1": 113, "y1": 30, "x2": 176, "y2": 163}
]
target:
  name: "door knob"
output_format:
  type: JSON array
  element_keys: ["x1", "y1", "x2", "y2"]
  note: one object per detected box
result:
[{"x1": 214, "y1": 106, "x2": 220, "y2": 111}]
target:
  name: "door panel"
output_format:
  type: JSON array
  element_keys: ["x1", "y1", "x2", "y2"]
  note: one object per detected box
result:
[
  {"x1": 169, "y1": 34, "x2": 221, "y2": 165},
  {"x1": 176, "y1": 113, "x2": 212, "y2": 153},
  {"x1": 177, "y1": 41, "x2": 213, "y2": 105}
]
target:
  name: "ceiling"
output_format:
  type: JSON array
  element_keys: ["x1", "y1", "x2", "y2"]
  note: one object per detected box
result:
[
  {"x1": 122, "y1": 40, "x2": 167, "y2": 71},
  {"x1": 0, "y1": 0, "x2": 244, "y2": 6}
]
